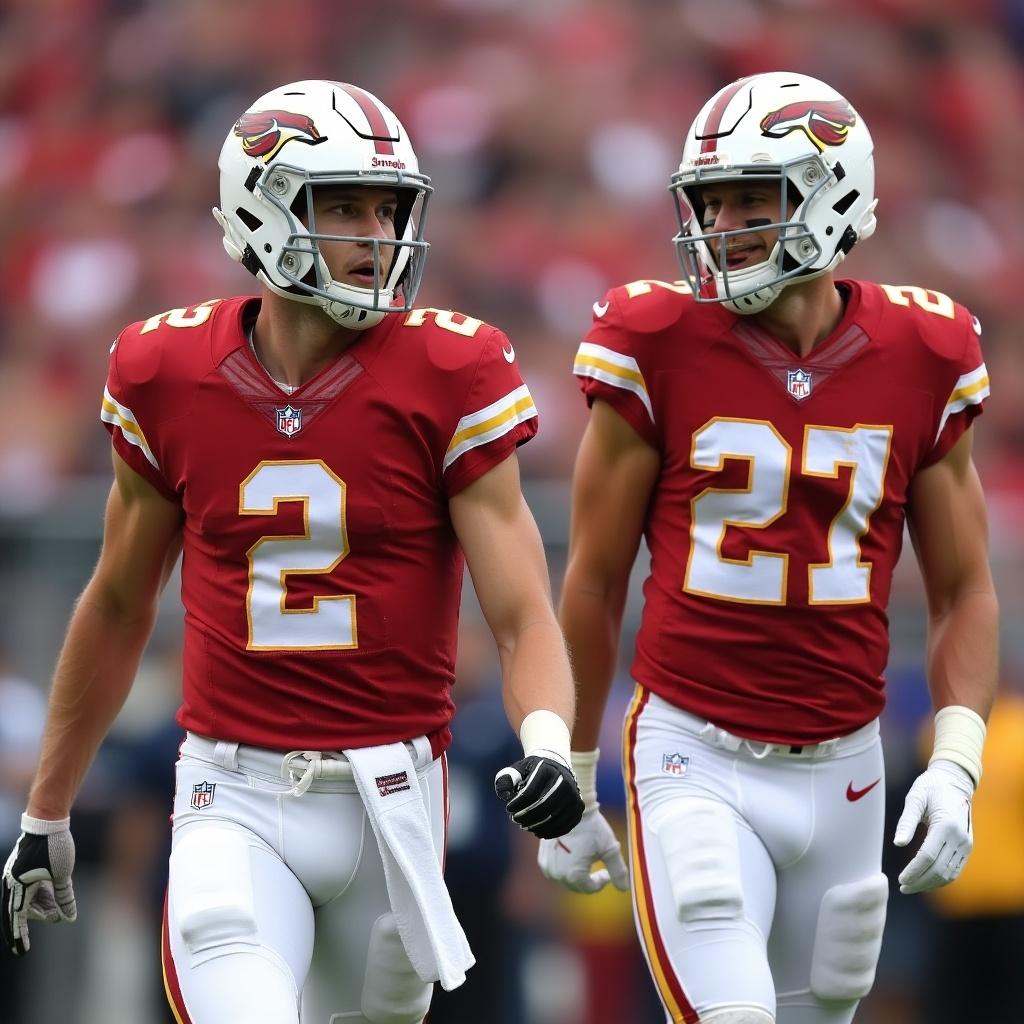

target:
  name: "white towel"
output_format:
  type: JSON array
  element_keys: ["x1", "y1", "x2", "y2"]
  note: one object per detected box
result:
[{"x1": 344, "y1": 742, "x2": 474, "y2": 991}]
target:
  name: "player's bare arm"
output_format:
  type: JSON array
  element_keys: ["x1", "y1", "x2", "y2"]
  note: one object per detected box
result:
[
  {"x1": 894, "y1": 428, "x2": 998, "y2": 894},
  {"x1": 536, "y1": 399, "x2": 658, "y2": 894},
  {"x1": 450, "y1": 451, "x2": 573, "y2": 731},
  {"x1": 559, "y1": 399, "x2": 660, "y2": 749},
  {"x1": 451, "y1": 452, "x2": 584, "y2": 839},
  {"x1": 28, "y1": 451, "x2": 183, "y2": 820},
  {"x1": 907, "y1": 428, "x2": 999, "y2": 718},
  {"x1": 2, "y1": 452, "x2": 181, "y2": 955}
]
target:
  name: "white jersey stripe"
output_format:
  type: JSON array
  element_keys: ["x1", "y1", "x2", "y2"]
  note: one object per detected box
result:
[
  {"x1": 574, "y1": 342, "x2": 654, "y2": 422},
  {"x1": 443, "y1": 385, "x2": 537, "y2": 471},
  {"x1": 101, "y1": 387, "x2": 160, "y2": 469},
  {"x1": 934, "y1": 363, "x2": 989, "y2": 445}
]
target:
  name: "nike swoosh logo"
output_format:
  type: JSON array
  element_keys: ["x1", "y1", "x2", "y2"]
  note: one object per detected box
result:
[
  {"x1": 593, "y1": 300, "x2": 610, "y2": 318},
  {"x1": 502, "y1": 343, "x2": 515, "y2": 363},
  {"x1": 846, "y1": 778, "x2": 881, "y2": 802}
]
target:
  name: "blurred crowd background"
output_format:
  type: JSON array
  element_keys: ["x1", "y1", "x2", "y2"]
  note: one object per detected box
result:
[{"x1": 2, "y1": 0, "x2": 1023, "y2": 1022}]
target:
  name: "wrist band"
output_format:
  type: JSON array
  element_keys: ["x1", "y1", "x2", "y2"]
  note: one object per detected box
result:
[
  {"x1": 520, "y1": 709, "x2": 572, "y2": 767},
  {"x1": 929, "y1": 705, "x2": 986, "y2": 787},
  {"x1": 570, "y1": 749, "x2": 600, "y2": 810},
  {"x1": 22, "y1": 813, "x2": 71, "y2": 834}
]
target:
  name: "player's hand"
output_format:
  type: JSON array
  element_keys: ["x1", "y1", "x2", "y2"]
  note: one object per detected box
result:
[
  {"x1": 1, "y1": 815, "x2": 77, "y2": 956},
  {"x1": 538, "y1": 808, "x2": 629, "y2": 893},
  {"x1": 893, "y1": 759, "x2": 974, "y2": 895},
  {"x1": 494, "y1": 753, "x2": 585, "y2": 840}
]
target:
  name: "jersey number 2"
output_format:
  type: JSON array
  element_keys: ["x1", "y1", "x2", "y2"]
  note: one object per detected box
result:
[
  {"x1": 684, "y1": 418, "x2": 893, "y2": 605},
  {"x1": 240, "y1": 461, "x2": 356, "y2": 650}
]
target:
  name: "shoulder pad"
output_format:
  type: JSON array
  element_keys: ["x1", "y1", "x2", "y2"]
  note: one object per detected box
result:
[
  {"x1": 398, "y1": 306, "x2": 502, "y2": 369},
  {"x1": 132, "y1": 299, "x2": 225, "y2": 338},
  {"x1": 874, "y1": 283, "x2": 976, "y2": 360},
  {"x1": 112, "y1": 299, "x2": 226, "y2": 385},
  {"x1": 594, "y1": 280, "x2": 694, "y2": 335}
]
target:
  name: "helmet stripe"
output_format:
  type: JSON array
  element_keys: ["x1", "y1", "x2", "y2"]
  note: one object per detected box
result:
[
  {"x1": 334, "y1": 82, "x2": 396, "y2": 155},
  {"x1": 698, "y1": 76, "x2": 753, "y2": 154}
]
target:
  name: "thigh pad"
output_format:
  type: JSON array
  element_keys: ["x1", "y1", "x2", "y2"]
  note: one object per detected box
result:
[
  {"x1": 810, "y1": 873, "x2": 888, "y2": 1002},
  {"x1": 360, "y1": 914, "x2": 433, "y2": 1024},
  {"x1": 169, "y1": 826, "x2": 258, "y2": 955},
  {"x1": 650, "y1": 797, "x2": 744, "y2": 924}
]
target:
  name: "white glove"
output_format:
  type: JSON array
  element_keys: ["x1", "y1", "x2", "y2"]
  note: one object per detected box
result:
[
  {"x1": 893, "y1": 759, "x2": 974, "y2": 894},
  {"x1": 538, "y1": 807, "x2": 630, "y2": 893},
  {"x1": 2, "y1": 814, "x2": 77, "y2": 955},
  {"x1": 537, "y1": 748, "x2": 628, "y2": 894}
]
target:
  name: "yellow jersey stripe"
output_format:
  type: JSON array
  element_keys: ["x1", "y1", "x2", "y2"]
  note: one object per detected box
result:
[
  {"x1": 935, "y1": 362, "x2": 989, "y2": 444},
  {"x1": 574, "y1": 342, "x2": 653, "y2": 421},
  {"x1": 444, "y1": 386, "x2": 537, "y2": 471},
  {"x1": 100, "y1": 388, "x2": 159, "y2": 469}
]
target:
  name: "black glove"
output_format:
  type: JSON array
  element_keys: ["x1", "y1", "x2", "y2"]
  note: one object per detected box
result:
[
  {"x1": 494, "y1": 753, "x2": 585, "y2": 840},
  {"x1": 2, "y1": 814, "x2": 77, "y2": 956}
]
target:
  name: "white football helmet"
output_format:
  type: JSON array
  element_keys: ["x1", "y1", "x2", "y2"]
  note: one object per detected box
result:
[
  {"x1": 670, "y1": 72, "x2": 877, "y2": 314},
  {"x1": 213, "y1": 80, "x2": 432, "y2": 329}
]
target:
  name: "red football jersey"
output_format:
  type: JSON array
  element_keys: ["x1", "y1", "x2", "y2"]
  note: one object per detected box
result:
[
  {"x1": 102, "y1": 296, "x2": 537, "y2": 752},
  {"x1": 575, "y1": 279, "x2": 989, "y2": 743}
]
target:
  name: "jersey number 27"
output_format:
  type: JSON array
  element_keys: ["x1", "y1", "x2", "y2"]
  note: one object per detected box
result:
[{"x1": 684, "y1": 418, "x2": 892, "y2": 605}]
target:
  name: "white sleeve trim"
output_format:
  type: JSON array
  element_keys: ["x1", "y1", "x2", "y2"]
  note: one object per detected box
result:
[
  {"x1": 101, "y1": 387, "x2": 160, "y2": 469},
  {"x1": 443, "y1": 384, "x2": 537, "y2": 472},
  {"x1": 573, "y1": 342, "x2": 653, "y2": 423},
  {"x1": 934, "y1": 362, "x2": 989, "y2": 446}
]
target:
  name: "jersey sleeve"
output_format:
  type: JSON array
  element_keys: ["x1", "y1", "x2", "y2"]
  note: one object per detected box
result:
[
  {"x1": 572, "y1": 286, "x2": 660, "y2": 448},
  {"x1": 101, "y1": 326, "x2": 180, "y2": 500},
  {"x1": 441, "y1": 327, "x2": 538, "y2": 496},
  {"x1": 922, "y1": 309, "x2": 990, "y2": 467}
]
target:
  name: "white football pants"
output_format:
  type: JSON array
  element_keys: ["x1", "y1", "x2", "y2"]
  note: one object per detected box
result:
[
  {"x1": 162, "y1": 733, "x2": 447, "y2": 1024},
  {"x1": 625, "y1": 688, "x2": 888, "y2": 1024}
]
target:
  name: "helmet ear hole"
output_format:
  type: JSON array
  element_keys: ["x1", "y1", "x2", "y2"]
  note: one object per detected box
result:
[
  {"x1": 236, "y1": 209, "x2": 263, "y2": 232},
  {"x1": 832, "y1": 191, "x2": 859, "y2": 215}
]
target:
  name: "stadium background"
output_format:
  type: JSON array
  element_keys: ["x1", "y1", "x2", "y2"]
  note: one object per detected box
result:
[{"x1": 1, "y1": 0, "x2": 1023, "y2": 1021}]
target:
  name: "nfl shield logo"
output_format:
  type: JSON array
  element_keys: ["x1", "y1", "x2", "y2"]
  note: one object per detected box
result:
[
  {"x1": 190, "y1": 781, "x2": 216, "y2": 809},
  {"x1": 276, "y1": 404, "x2": 303, "y2": 437},
  {"x1": 786, "y1": 368, "x2": 812, "y2": 400},
  {"x1": 662, "y1": 753, "x2": 689, "y2": 777}
]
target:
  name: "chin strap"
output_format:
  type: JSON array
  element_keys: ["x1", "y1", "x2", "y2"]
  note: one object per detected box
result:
[
  {"x1": 322, "y1": 298, "x2": 386, "y2": 330},
  {"x1": 722, "y1": 283, "x2": 782, "y2": 315}
]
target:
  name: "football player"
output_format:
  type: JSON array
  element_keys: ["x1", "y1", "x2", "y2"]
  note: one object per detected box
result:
[
  {"x1": 542, "y1": 72, "x2": 997, "y2": 1024},
  {"x1": 1, "y1": 80, "x2": 583, "y2": 1024}
]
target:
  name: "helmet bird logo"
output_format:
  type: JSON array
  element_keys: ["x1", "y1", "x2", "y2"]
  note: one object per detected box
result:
[
  {"x1": 759, "y1": 100, "x2": 857, "y2": 152},
  {"x1": 234, "y1": 109, "x2": 323, "y2": 162}
]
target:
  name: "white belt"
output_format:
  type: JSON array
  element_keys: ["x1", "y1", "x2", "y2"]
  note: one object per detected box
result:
[
  {"x1": 647, "y1": 693, "x2": 879, "y2": 761},
  {"x1": 180, "y1": 732, "x2": 434, "y2": 795}
]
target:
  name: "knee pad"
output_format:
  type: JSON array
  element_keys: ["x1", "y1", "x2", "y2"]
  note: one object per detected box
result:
[
  {"x1": 701, "y1": 1010, "x2": 775, "y2": 1024},
  {"x1": 810, "y1": 873, "x2": 888, "y2": 1002},
  {"x1": 169, "y1": 827, "x2": 258, "y2": 955},
  {"x1": 649, "y1": 798, "x2": 744, "y2": 925},
  {"x1": 360, "y1": 914, "x2": 433, "y2": 1024}
]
